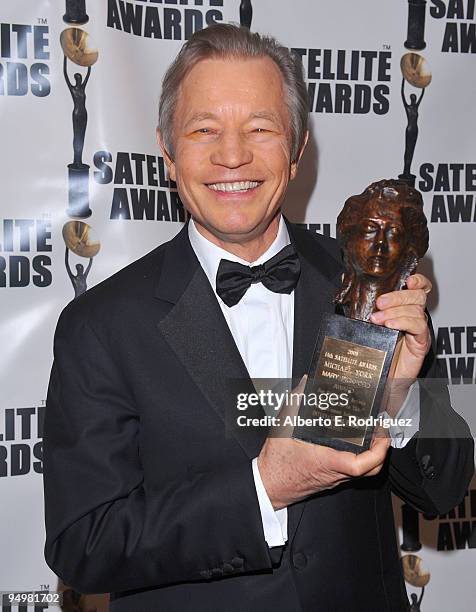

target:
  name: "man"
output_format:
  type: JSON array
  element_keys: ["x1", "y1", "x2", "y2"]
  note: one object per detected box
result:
[{"x1": 43, "y1": 24, "x2": 473, "y2": 611}]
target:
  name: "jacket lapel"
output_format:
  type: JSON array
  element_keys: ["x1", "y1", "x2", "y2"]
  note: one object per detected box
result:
[
  {"x1": 155, "y1": 223, "x2": 267, "y2": 460},
  {"x1": 287, "y1": 223, "x2": 343, "y2": 540},
  {"x1": 288, "y1": 224, "x2": 343, "y2": 380}
]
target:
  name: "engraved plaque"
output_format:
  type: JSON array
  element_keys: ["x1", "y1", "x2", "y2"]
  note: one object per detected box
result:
[{"x1": 293, "y1": 313, "x2": 399, "y2": 453}]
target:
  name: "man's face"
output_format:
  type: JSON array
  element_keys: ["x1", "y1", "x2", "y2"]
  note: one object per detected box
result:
[
  {"x1": 159, "y1": 56, "x2": 306, "y2": 246},
  {"x1": 350, "y1": 199, "x2": 408, "y2": 279}
]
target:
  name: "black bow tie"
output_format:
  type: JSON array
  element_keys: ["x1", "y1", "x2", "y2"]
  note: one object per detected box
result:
[{"x1": 216, "y1": 244, "x2": 301, "y2": 307}]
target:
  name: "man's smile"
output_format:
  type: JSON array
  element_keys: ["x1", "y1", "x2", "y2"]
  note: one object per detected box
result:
[{"x1": 206, "y1": 180, "x2": 264, "y2": 193}]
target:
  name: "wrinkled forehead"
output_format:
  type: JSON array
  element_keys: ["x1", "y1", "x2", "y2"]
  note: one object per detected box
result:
[{"x1": 177, "y1": 56, "x2": 286, "y2": 112}]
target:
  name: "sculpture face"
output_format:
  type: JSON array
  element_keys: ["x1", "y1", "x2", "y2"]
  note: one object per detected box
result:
[
  {"x1": 335, "y1": 179, "x2": 428, "y2": 321},
  {"x1": 348, "y1": 200, "x2": 408, "y2": 279}
]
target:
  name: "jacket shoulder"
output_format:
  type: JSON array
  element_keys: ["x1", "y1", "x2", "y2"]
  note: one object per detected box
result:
[{"x1": 58, "y1": 239, "x2": 170, "y2": 328}]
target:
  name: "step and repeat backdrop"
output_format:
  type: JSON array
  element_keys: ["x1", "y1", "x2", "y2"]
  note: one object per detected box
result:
[{"x1": 1, "y1": 1, "x2": 475, "y2": 610}]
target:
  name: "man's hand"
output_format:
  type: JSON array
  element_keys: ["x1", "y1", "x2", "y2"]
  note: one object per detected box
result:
[
  {"x1": 258, "y1": 434, "x2": 390, "y2": 510},
  {"x1": 258, "y1": 275, "x2": 431, "y2": 511},
  {"x1": 257, "y1": 377, "x2": 390, "y2": 510},
  {"x1": 369, "y1": 273, "x2": 432, "y2": 381}
]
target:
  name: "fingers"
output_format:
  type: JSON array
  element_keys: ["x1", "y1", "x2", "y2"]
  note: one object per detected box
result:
[
  {"x1": 363, "y1": 428, "x2": 391, "y2": 475},
  {"x1": 332, "y1": 435, "x2": 390, "y2": 478},
  {"x1": 372, "y1": 315, "x2": 429, "y2": 341},
  {"x1": 374, "y1": 273, "x2": 432, "y2": 311},
  {"x1": 405, "y1": 273, "x2": 432, "y2": 294},
  {"x1": 376, "y1": 288, "x2": 427, "y2": 310},
  {"x1": 353, "y1": 436, "x2": 390, "y2": 475},
  {"x1": 371, "y1": 273, "x2": 430, "y2": 338},
  {"x1": 382, "y1": 316, "x2": 429, "y2": 337},
  {"x1": 371, "y1": 304, "x2": 425, "y2": 323}
]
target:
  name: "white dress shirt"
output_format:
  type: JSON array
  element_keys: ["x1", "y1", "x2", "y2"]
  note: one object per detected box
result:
[{"x1": 188, "y1": 215, "x2": 419, "y2": 549}]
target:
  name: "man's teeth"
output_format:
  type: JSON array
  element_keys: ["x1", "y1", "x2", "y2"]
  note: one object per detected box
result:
[{"x1": 208, "y1": 181, "x2": 260, "y2": 192}]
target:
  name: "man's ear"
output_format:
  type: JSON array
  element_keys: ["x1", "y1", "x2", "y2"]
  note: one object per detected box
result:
[
  {"x1": 290, "y1": 130, "x2": 309, "y2": 181},
  {"x1": 156, "y1": 128, "x2": 176, "y2": 182}
]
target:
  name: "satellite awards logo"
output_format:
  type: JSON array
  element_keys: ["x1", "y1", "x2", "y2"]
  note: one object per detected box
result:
[
  {"x1": 93, "y1": 151, "x2": 187, "y2": 222},
  {"x1": 429, "y1": 0, "x2": 476, "y2": 53},
  {"x1": 0, "y1": 218, "x2": 52, "y2": 288},
  {"x1": 0, "y1": 20, "x2": 51, "y2": 97},
  {"x1": 436, "y1": 325, "x2": 476, "y2": 383},
  {"x1": 0, "y1": 405, "x2": 44, "y2": 478},
  {"x1": 106, "y1": 0, "x2": 224, "y2": 39},
  {"x1": 292, "y1": 47, "x2": 391, "y2": 115},
  {"x1": 289, "y1": 2, "x2": 392, "y2": 116},
  {"x1": 60, "y1": 1, "x2": 101, "y2": 299}
]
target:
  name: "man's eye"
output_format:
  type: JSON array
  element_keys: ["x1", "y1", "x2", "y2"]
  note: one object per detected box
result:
[{"x1": 196, "y1": 128, "x2": 211, "y2": 134}]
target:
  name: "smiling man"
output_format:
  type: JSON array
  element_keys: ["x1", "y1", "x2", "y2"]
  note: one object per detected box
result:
[
  {"x1": 43, "y1": 24, "x2": 473, "y2": 612},
  {"x1": 160, "y1": 54, "x2": 301, "y2": 259}
]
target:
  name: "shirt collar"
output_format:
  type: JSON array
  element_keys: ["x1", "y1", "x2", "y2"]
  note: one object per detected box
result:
[{"x1": 188, "y1": 215, "x2": 291, "y2": 291}]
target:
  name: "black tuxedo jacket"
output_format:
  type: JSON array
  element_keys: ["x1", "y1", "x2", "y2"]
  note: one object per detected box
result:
[{"x1": 43, "y1": 221, "x2": 474, "y2": 612}]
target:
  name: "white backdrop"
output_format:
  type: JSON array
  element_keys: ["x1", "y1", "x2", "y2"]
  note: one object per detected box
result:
[{"x1": 1, "y1": 1, "x2": 475, "y2": 610}]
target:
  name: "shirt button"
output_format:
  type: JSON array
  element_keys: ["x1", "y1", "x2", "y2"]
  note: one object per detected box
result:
[{"x1": 292, "y1": 552, "x2": 307, "y2": 570}]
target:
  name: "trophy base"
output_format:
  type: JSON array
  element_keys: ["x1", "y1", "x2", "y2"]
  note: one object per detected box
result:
[
  {"x1": 398, "y1": 173, "x2": 416, "y2": 187},
  {"x1": 404, "y1": 40, "x2": 426, "y2": 51},
  {"x1": 63, "y1": 14, "x2": 89, "y2": 25},
  {"x1": 67, "y1": 164, "x2": 92, "y2": 218},
  {"x1": 293, "y1": 312, "x2": 399, "y2": 453},
  {"x1": 401, "y1": 542, "x2": 423, "y2": 553}
]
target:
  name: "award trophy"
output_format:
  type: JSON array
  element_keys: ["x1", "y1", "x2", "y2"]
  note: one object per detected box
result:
[
  {"x1": 399, "y1": 53, "x2": 432, "y2": 187},
  {"x1": 401, "y1": 554, "x2": 430, "y2": 611},
  {"x1": 61, "y1": 27, "x2": 98, "y2": 218},
  {"x1": 240, "y1": 0, "x2": 253, "y2": 29},
  {"x1": 404, "y1": 0, "x2": 427, "y2": 51},
  {"x1": 62, "y1": 220, "x2": 100, "y2": 298},
  {"x1": 64, "y1": 0, "x2": 89, "y2": 25},
  {"x1": 293, "y1": 179, "x2": 428, "y2": 453}
]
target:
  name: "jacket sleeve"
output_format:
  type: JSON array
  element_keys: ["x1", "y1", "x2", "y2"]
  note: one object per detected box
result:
[
  {"x1": 43, "y1": 305, "x2": 273, "y2": 595},
  {"x1": 388, "y1": 316, "x2": 474, "y2": 515}
]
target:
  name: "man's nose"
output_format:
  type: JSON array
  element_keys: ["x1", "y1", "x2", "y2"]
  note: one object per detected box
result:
[{"x1": 210, "y1": 131, "x2": 253, "y2": 168}]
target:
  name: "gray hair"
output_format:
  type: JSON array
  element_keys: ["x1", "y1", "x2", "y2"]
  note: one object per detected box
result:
[{"x1": 158, "y1": 23, "x2": 309, "y2": 161}]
